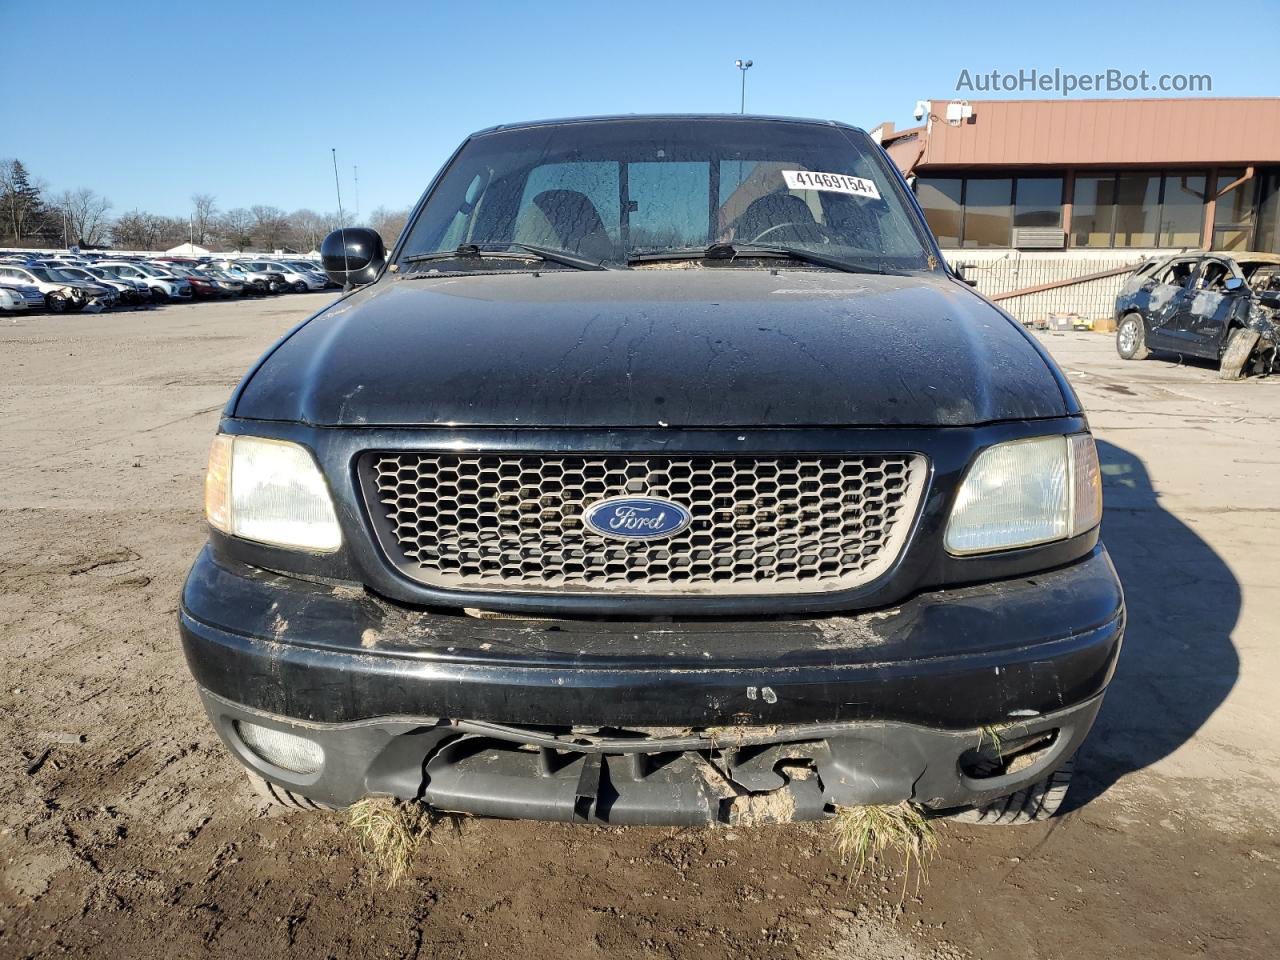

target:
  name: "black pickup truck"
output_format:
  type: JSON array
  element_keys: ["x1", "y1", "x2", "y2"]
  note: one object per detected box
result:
[{"x1": 179, "y1": 115, "x2": 1123, "y2": 826}]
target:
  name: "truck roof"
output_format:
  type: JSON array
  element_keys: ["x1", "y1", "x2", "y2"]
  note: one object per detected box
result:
[{"x1": 469, "y1": 113, "x2": 865, "y2": 139}]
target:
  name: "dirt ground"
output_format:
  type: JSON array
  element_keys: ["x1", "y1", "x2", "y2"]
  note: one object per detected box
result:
[{"x1": 1, "y1": 296, "x2": 1277, "y2": 959}]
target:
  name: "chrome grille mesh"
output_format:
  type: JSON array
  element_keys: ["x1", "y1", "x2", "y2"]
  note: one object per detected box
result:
[{"x1": 362, "y1": 453, "x2": 926, "y2": 595}]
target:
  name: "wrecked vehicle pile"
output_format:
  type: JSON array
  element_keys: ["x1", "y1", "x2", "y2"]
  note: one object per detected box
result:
[
  {"x1": 1115, "y1": 251, "x2": 1280, "y2": 378},
  {"x1": 179, "y1": 115, "x2": 1124, "y2": 828}
]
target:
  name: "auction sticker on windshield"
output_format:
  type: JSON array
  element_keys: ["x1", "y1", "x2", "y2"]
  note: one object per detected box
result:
[{"x1": 782, "y1": 170, "x2": 881, "y2": 200}]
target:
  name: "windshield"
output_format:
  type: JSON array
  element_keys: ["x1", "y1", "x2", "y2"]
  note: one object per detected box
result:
[{"x1": 396, "y1": 118, "x2": 934, "y2": 273}]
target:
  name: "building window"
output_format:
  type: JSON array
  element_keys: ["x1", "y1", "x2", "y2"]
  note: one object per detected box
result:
[
  {"x1": 917, "y1": 176, "x2": 1064, "y2": 248},
  {"x1": 1212, "y1": 169, "x2": 1259, "y2": 251},
  {"x1": 915, "y1": 178, "x2": 962, "y2": 247},
  {"x1": 1161, "y1": 174, "x2": 1208, "y2": 247},
  {"x1": 961, "y1": 179, "x2": 1013, "y2": 247},
  {"x1": 1072, "y1": 171, "x2": 1206, "y2": 249},
  {"x1": 1013, "y1": 178, "x2": 1063, "y2": 229},
  {"x1": 1257, "y1": 173, "x2": 1280, "y2": 254},
  {"x1": 1070, "y1": 176, "x2": 1116, "y2": 247},
  {"x1": 1113, "y1": 173, "x2": 1161, "y2": 247}
]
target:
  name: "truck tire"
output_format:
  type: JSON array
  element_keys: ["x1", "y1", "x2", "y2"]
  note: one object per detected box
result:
[
  {"x1": 1218, "y1": 327, "x2": 1260, "y2": 380},
  {"x1": 946, "y1": 757, "x2": 1074, "y2": 825},
  {"x1": 1116, "y1": 315, "x2": 1150, "y2": 360},
  {"x1": 246, "y1": 771, "x2": 339, "y2": 812}
]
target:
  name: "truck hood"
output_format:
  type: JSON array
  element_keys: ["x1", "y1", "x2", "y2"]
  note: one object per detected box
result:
[{"x1": 233, "y1": 269, "x2": 1069, "y2": 428}]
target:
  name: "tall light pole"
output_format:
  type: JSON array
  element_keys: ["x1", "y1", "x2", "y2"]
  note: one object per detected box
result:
[{"x1": 735, "y1": 59, "x2": 753, "y2": 114}]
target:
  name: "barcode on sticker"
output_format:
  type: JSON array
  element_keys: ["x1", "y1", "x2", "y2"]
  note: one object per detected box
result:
[{"x1": 782, "y1": 170, "x2": 881, "y2": 199}]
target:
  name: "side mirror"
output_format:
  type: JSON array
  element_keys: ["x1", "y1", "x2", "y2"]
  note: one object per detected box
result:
[
  {"x1": 1224, "y1": 276, "x2": 1245, "y2": 293},
  {"x1": 321, "y1": 227, "x2": 386, "y2": 286},
  {"x1": 953, "y1": 264, "x2": 978, "y2": 287}
]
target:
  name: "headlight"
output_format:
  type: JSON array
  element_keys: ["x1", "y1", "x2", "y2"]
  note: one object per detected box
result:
[
  {"x1": 944, "y1": 434, "x2": 1101, "y2": 555},
  {"x1": 204, "y1": 434, "x2": 342, "y2": 551}
]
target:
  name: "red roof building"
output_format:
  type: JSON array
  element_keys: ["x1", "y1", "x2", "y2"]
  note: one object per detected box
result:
[{"x1": 878, "y1": 98, "x2": 1280, "y2": 253}]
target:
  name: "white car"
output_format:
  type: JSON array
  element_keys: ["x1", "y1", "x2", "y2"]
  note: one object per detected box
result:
[
  {"x1": 54, "y1": 265, "x2": 145, "y2": 306},
  {"x1": 282, "y1": 259, "x2": 334, "y2": 288},
  {"x1": 84, "y1": 265, "x2": 152, "y2": 303},
  {"x1": 0, "y1": 282, "x2": 43, "y2": 311},
  {"x1": 0, "y1": 285, "x2": 29, "y2": 312},
  {"x1": 0, "y1": 263, "x2": 99, "y2": 311},
  {"x1": 94, "y1": 261, "x2": 193, "y2": 301},
  {"x1": 205, "y1": 260, "x2": 283, "y2": 294},
  {"x1": 241, "y1": 260, "x2": 327, "y2": 292}
]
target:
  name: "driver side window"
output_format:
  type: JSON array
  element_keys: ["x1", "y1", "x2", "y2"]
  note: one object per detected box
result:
[
  {"x1": 1197, "y1": 260, "x2": 1232, "y2": 292},
  {"x1": 1157, "y1": 259, "x2": 1198, "y2": 289}
]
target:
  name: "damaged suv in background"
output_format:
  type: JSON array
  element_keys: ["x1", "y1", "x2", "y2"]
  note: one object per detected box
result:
[
  {"x1": 179, "y1": 115, "x2": 1124, "y2": 828},
  {"x1": 1115, "y1": 251, "x2": 1280, "y2": 378}
]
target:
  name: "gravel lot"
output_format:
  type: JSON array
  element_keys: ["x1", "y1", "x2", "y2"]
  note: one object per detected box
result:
[{"x1": 2, "y1": 295, "x2": 1277, "y2": 959}]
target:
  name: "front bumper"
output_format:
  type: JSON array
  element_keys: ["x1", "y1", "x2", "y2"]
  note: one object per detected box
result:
[{"x1": 180, "y1": 546, "x2": 1124, "y2": 821}]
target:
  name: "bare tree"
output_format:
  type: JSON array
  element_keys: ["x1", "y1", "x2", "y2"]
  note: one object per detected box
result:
[
  {"x1": 191, "y1": 193, "x2": 217, "y2": 245},
  {"x1": 111, "y1": 211, "x2": 154, "y2": 249},
  {"x1": 217, "y1": 208, "x2": 256, "y2": 250},
  {"x1": 53, "y1": 188, "x2": 113, "y2": 246},
  {"x1": 287, "y1": 208, "x2": 326, "y2": 253},
  {"x1": 367, "y1": 206, "x2": 411, "y2": 248},
  {"x1": 250, "y1": 204, "x2": 289, "y2": 251}
]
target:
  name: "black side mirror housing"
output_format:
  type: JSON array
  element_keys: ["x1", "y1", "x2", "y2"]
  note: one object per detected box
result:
[
  {"x1": 321, "y1": 227, "x2": 386, "y2": 286},
  {"x1": 1224, "y1": 276, "x2": 1245, "y2": 293},
  {"x1": 953, "y1": 264, "x2": 978, "y2": 287}
]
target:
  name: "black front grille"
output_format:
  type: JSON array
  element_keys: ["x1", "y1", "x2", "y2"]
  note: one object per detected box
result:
[{"x1": 360, "y1": 452, "x2": 926, "y2": 596}]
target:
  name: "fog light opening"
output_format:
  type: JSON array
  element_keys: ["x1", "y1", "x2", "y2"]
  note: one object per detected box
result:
[
  {"x1": 234, "y1": 720, "x2": 324, "y2": 775},
  {"x1": 959, "y1": 729, "x2": 1058, "y2": 780}
]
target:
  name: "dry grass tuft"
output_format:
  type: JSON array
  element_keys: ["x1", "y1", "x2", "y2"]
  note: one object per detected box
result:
[
  {"x1": 348, "y1": 798, "x2": 430, "y2": 888},
  {"x1": 978, "y1": 724, "x2": 1004, "y2": 755},
  {"x1": 831, "y1": 802, "x2": 939, "y2": 897}
]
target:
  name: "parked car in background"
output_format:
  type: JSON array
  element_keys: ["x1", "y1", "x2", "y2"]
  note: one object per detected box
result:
[
  {"x1": 152, "y1": 263, "x2": 223, "y2": 299},
  {"x1": 83, "y1": 265, "x2": 152, "y2": 304},
  {"x1": 280, "y1": 259, "x2": 336, "y2": 288},
  {"x1": 240, "y1": 259, "x2": 326, "y2": 292},
  {"x1": 0, "y1": 285, "x2": 29, "y2": 313},
  {"x1": 95, "y1": 261, "x2": 193, "y2": 302},
  {"x1": 54, "y1": 265, "x2": 145, "y2": 306},
  {"x1": 0, "y1": 263, "x2": 102, "y2": 311},
  {"x1": 1115, "y1": 251, "x2": 1280, "y2": 379},
  {"x1": 0, "y1": 281, "x2": 47, "y2": 312},
  {"x1": 192, "y1": 265, "x2": 250, "y2": 297},
  {"x1": 205, "y1": 260, "x2": 280, "y2": 294}
]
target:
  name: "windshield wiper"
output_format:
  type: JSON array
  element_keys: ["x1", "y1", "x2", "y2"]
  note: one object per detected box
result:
[
  {"x1": 627, "y1": 242, "x2": 885, "y2": 275},
  {"x1": 403, "y1": 242, "x2": 611, "y2": 272}
]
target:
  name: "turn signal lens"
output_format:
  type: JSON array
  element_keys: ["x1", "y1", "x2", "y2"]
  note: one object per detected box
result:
[
  {"x1": 1069, "y1": 433, "x2": 1103, "y2": 536},
  {"x1": 204, "y1": 434, "x2": 233, "y2": 534}
]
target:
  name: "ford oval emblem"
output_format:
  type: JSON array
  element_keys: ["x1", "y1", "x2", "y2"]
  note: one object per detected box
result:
[{"x1": 582, "y1": 496, "x2": 692, "y2": 541}]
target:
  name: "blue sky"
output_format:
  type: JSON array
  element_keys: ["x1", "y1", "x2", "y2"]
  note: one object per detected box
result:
[{"x1": 5, "y1": 0, "x2": 1276, "y2": 220}]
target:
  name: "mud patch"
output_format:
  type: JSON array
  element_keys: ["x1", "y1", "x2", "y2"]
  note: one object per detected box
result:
[{"x1": 730, "y1": 790, "x2": 796, "y2": 826}]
